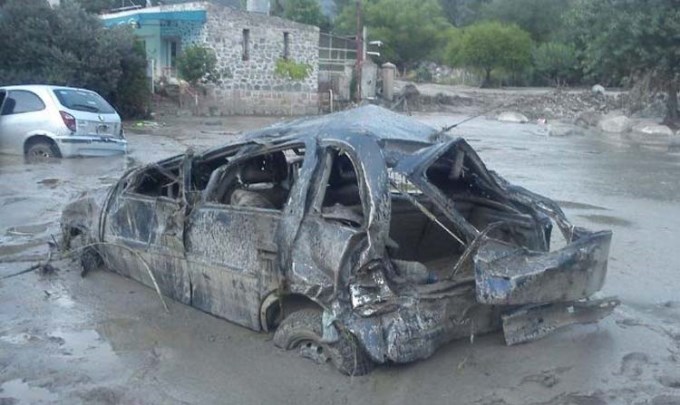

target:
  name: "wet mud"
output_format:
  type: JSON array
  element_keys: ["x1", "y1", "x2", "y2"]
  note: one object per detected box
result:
[{"x1": 1, "y1": 114, "x2": 679, "y2": 404}]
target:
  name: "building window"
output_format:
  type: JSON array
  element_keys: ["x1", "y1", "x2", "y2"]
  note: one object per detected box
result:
[
  {"x1": 283, "y1": 32, "x2": 290, "y2": 59},
  {"x1": 242, "y1": 29, "x2": 250, "y2": 61}
]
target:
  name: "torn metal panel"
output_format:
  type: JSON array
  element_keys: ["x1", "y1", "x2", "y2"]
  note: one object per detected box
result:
[
  {"x1": 502, "y1": 297, "x2": 620, "y2": 345},
  {"x1": 475, "y1": 230, "x2": 612, "y2": 305}
]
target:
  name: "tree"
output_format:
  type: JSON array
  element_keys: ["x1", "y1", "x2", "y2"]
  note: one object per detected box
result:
[
  {"x1": 566, "y1": 0, "x2": 680, "y2": 124},
  {"x1": 335, "y1": 0, "x2": 453, "y2": 70},
  {"x1": 112, "y1": 40, "x2": 151, "y2": 118},
  {"x1": 455, "y1": 21, "x2": 532, "y2": 87},
  {"x1": 0, "y1": 0, "x2": 150, "y2": 118},
  {"x1": 438, "y1": 0, "x2": 488, "y2": 27},
  {"x1": 532, "y1": 42, "x2": 576, "y2": 86},
  {"x1": 176, "y1": 45, "x2": 218, "y2": 86},
  {"x1": 479, "y1": 0, "x2": 572, "y2": 42},
  {"x1": 73, "y1": 0, "x2": 118, "y2": 14},
  {"x1": 273, "y1": 0, "x2": 330, "y2": 30}
]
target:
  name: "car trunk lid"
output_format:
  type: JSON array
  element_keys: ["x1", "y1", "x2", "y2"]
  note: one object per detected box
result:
[{"x1": 474, "y1": 230, "x2": 612, "y2": 305}]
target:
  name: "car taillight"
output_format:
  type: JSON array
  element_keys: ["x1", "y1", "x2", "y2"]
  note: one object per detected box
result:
[{"x1": 60, "y1": 111, "x2": 76, "y2": 132}]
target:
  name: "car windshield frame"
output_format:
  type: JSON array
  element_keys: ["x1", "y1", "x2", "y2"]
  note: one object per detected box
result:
[{"x1": 52, "y1": 88, "x2": 116, "y2": 114}]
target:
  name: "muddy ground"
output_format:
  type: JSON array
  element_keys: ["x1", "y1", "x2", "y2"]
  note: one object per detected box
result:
[{"x1": 1, "y1": 112, "x2": 680, "y2": 404}]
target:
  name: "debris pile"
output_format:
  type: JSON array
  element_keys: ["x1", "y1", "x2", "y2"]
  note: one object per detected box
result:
[{"x1": 508, "y1": 90, "x2": 624, "y2": 121}]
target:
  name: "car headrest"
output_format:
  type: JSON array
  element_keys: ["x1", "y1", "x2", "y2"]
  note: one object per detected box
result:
[
  {"x1": 329, "y1": 154, "x2": 357, "y2": 186},
  {"x1": 239, "y1": 151, "x2": 287, "y2": 184}
]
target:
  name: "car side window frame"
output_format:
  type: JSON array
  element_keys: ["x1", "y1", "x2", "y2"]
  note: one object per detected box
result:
[
  {"x1": 201, "y1": 143, "x2": 307, "y2": 214},
  {"x1": 119, "y1": 156, "x2": 185, "y2": 205},
  {"x1": 310, "y1": 145, "x2": 368, "y2": 230},
  {"x1": 0, "y1": 90, "x2": 46, "y2": 116}
]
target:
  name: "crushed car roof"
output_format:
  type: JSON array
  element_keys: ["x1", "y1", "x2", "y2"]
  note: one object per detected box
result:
[
  {"x1": 197, "y1": 105, "x2": 439, "y2": 160},
  {"x1": 245, "y1": 105, "x2": 439, "y2": 143}
]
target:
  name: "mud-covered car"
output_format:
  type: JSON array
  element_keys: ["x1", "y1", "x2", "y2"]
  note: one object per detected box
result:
[{"x1": 61, "y1": 106, "x2": 618, "y2": 375}]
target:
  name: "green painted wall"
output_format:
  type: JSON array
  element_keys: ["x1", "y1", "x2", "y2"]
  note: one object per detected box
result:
[{"x1": 134, "y1": 21, "x2": 162, "y2": 78}]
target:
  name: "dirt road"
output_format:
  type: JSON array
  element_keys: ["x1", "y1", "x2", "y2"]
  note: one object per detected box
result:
[{"x1": 1, "y1": 113, "x2": 679, "y2": 404}]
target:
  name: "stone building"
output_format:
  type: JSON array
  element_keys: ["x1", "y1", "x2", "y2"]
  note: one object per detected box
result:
[{"x1": 102, "y1": 2, "x2": 319, "y2": 115}]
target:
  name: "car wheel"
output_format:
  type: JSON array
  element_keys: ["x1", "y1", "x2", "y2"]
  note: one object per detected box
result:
[
  {"x1": 273, "y1": 308, "x2": 375, "y2": 376},
  {"x1": 80, "y1": 247, "x2": 103, "y2": 277},
  {"x1": 25, "y1": 140, "x2": 60, "y2": 162}
]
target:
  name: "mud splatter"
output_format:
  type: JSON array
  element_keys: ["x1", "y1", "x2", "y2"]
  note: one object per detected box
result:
[
  {"x1": 617, "y1": 352, "x2": 650, "y2": 378},
  {"x1": 521, "y1": 366, "x2": 572, "y2": 389}
]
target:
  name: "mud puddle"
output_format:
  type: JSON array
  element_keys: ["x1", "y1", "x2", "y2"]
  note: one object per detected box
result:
[{"x1": 0, "y1": 379, "x2": 58, "y2": 403}]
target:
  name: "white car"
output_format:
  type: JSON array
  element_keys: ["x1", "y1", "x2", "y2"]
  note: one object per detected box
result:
[{"x1": 0, "y1": 85, "x2": 127, "y2": 160}]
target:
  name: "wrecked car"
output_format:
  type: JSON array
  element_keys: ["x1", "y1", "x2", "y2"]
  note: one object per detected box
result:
[{"x1": 61, "y1": 105, "x2": 618, "y2": 375}]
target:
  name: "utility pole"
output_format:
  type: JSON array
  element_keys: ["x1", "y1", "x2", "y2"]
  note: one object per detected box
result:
[{"x1": 355, "y1": 0, "x2": 363, "y2": 103}]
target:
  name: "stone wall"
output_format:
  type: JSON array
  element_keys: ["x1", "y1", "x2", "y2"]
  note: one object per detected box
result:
[{"x1": 164, "y1": 2, "x2": 320, "y2": 115}]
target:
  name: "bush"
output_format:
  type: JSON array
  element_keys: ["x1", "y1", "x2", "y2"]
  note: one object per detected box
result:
[
  {"x1": 415, "y1": 66, "x2": 433, "y2": 83},
  {"x1": 111, "y1": 41, "x2": 150, "y2": 119},
  {"x1": 532, "y1": 42, "x2": 577, "y2": 86},
  {"x1": 0, "y1": 0, "x2": 151, "y2": 119},
  {"x1": 274, "y1": 59, "x2": 311, "y2": 81},
  {"x1": 176, "y1": 45, "x2": 218, "y2": 86}
]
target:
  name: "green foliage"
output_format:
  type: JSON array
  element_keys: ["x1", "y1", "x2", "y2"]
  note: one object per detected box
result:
[
  {"x1": 274, "y1": 58, "x2": 312, "y2": 81},
  {"x1": 479, "y1": 0, "x2": 572, "y2": 42},
  {"x1": 566, "y1": 0, "x2": 680, "y2": 122},
  {"x1": 440, "y1": 27, "x2": 463, "y2": 65},
  {"x1": 0, "y1": 0, "x2": 150, "y2": 118},
  {"x1": 532, "y1": 42, "x2": 577, "y2": 86},
  {"x1": 73, "y1": 0, "x2": 118, "y2": 14},
  {"x1": 112, "y1": 40, "x2": 151, "y2": 119},
  {"x1": 438, "y1": 0, "x2": 488, "y2": 27},
  {"x1": 272, "y1": 0, "x2": 330, "y2": 30},
  {"x1": 176, "y1": 45, "x2": 218, "y2": 86},
  {"x1": 456, "y1": 21, "x2": 532, "y2": 87},
  {"x1": 415, "y1": 66, "x2": 433, "y2": 83},
  {"x1": 335, "y1": 0, "x2": 453, "y2": 69}
]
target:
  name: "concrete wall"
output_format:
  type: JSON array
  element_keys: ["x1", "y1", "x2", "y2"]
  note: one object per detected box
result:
[
  {"x1": 201, "y1": 3, "x2": 319, "y2": 115},
  {"x1": 159, "y1": 2, "x2": 320, "y2": 115}
]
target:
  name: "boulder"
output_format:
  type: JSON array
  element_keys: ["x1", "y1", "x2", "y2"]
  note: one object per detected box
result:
[
  {"x1": 597, "y1": 115, "x2": 631, "y2": 133},
  {"x1": 626, "y1": 123, "x2": 674, "y2": 148},
  {"x1": 592, "y1": 84, "x2": 605, "y2": 95},
  {"x1": 575, "y1": 110, "x2": 602, "y2": 128},
  {"x1": 497, "y1": 111, "x2": 529, "y2": 123},
  {"x1": 631, "y1": 123, "x2": 674, "y2": 137},
  {"x1": 548, "y1": 122, "x2": 584, "y2": 137}
]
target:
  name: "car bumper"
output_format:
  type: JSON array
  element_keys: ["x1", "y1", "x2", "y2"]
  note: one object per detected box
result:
[
  {"x1": 346, "y1": 230, "x2": 616, "y2": 364},
  {"x1": 347, "y1": 290, "x2": 618, "y2": 364},
  {"x1": 56, "y1": 136, "x2": 127, "y2": 157}
]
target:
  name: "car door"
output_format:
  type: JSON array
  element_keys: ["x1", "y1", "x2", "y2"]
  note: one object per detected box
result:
[
  {"x1": 102, "y1": 156, "x2": 191, "y2": 305},
  {"x1": 184, "y1": 144, "x2": 309, "y2": 330},
  {"x1": 0, "y1": 89, "x2": 50, "y2": 155},
  {"x1": 282, "y1": 142, "x2": 377, "y2": 304}
]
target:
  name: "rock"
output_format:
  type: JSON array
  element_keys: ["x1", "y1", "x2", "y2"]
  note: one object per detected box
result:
[
  {"x1": 631, "y1": 123, "x2": 674, "y2": 137},
  {"x1": 597, "y1": 115, "x2": 631, "y2": 133},
  {"x1": 575, "y1": 110, "x2": 602, "y2": 128},
  {"x1": 497, "y1": 111, "x2": 529, "y2": 123},
  {"x1": 626, "y1": 122, "x2": 674, "y2": 148},
  {"x1": 592, "y1": 84, "x2": 605, "y2": 95},
  {"x1": 548, "y1": 122, "x2": 583, "y2": 137}
]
